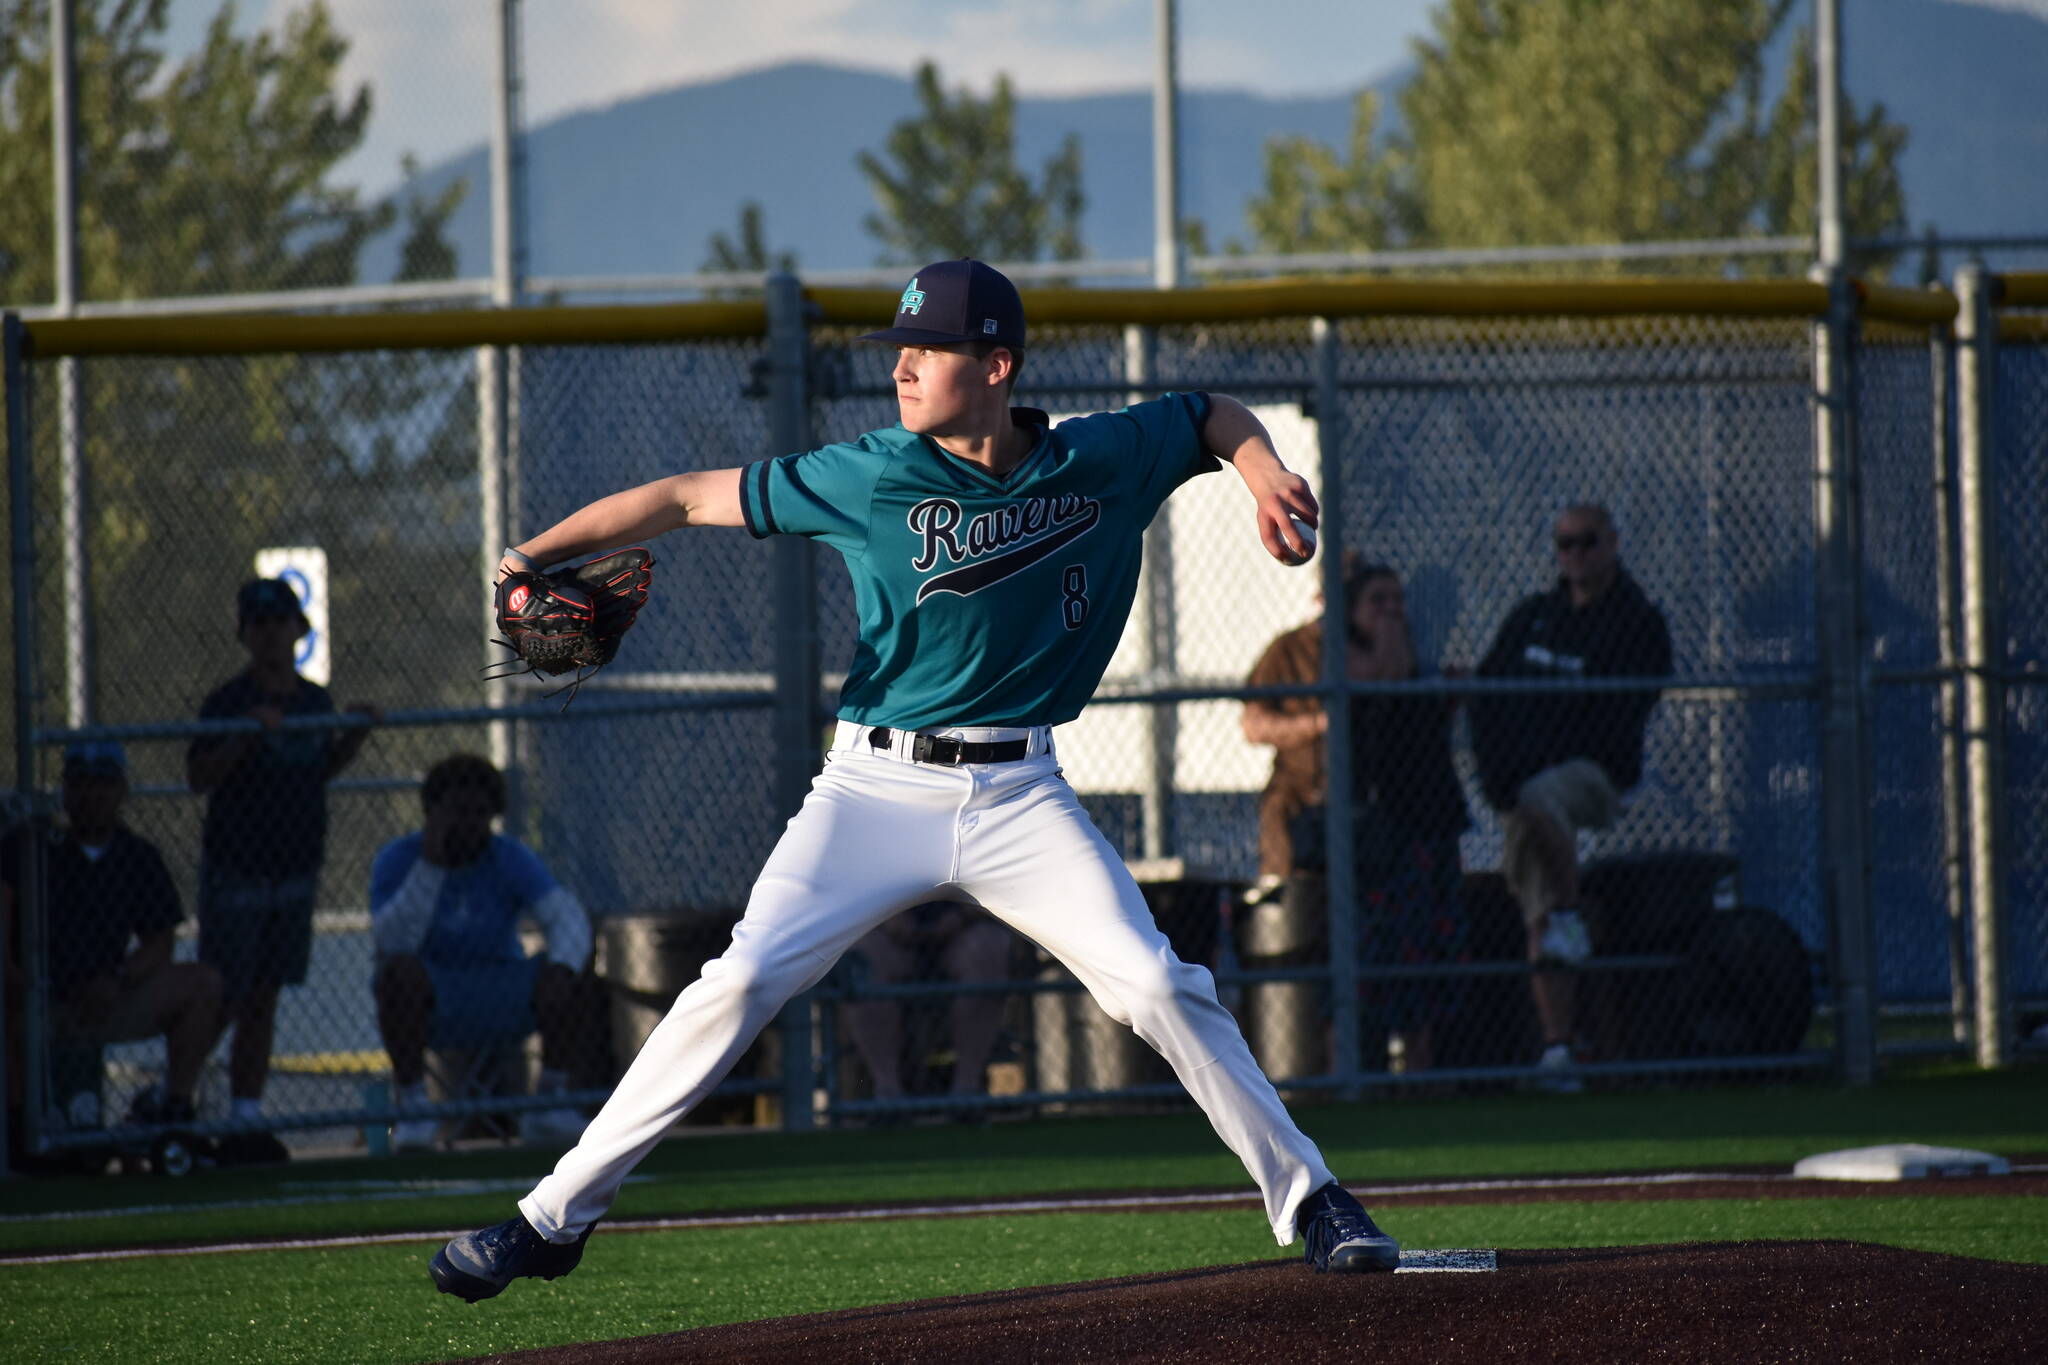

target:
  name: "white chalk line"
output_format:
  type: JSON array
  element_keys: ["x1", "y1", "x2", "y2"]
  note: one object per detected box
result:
[
  {"x1": 5, "y1": 1164, "x2": 2041, "y2": 1268},
  {"x1": 0, "y1": 1175, "x2": 650, "y2": 1227}
]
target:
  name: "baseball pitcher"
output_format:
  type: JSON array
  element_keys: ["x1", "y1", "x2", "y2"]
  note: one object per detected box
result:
[{"x1": 431, "y1": 260, "x2": 1400, "y2": 1301}]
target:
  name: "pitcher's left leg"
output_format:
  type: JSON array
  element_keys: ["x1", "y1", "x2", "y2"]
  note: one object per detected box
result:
[{"x1": 961, "y1": 762, "x2": 1333, "y2": 1244}]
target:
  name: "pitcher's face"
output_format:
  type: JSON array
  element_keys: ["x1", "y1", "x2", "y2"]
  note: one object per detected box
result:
[{"x1": 891, "y1": 344, "x2": 1005, "y2": 436}]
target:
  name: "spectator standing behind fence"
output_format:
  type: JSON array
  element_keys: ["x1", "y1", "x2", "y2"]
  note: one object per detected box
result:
[
  {"x1": 370, "y1": 754, "x2": 605, "y2": 1153},
  {"x1": 1469, "y1": 504, "x2": 1671, "y2": 1092},
  {"x1": 186, "y1": 578, "x2": 378, "y2": 1164},
  {"x1": 843, "y1": 903, "x2": 1013, "y2": 1114},
  {"x1": 2, "y1": 742, "x2": 222, "y2": 1138},
  {"x1": 1242, "y1": 560, "x2": 1471, "y2": 1071}
]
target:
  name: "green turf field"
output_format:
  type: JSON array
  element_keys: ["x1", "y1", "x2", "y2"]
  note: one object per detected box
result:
[{"x1": 5, "y1": 1064, "x2": 2043, "y2": 1365}]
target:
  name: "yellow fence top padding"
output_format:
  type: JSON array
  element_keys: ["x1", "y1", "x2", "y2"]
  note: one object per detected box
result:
[
  {"x1": 1858, "y1": 283, "x2": 1958, "y2": 326},
  {"x1": 2000, "y1": 314, "x2": 2048, "y2": 345},
  {"x1": 16, "y1": 275, "x2": 1959, "y2": 359},
  {"x1": 807, "y1": 277, "x2": 1841, "y2": 329},
  {"x1": 25, "y1": 300, "x2": 769, "y2": 358},
  {"x1": 2001, "y1": 273, "x2": 2048, "y2": 309}
]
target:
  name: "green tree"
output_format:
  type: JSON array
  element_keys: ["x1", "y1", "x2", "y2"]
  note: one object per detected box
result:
[
  {"x1": 1241, "y1": 0, "x2": 1907, "y2": 267},
  {"x1": 394, "y1": 152, "x2": 467, "y2": 283},
  {"x1": 858, "y1": 61, "x2": 1083, "y2": 265},
  {"x1": 0, "y1": 0, "x2": 391, "y2": 303},
  {"x1": 702, "y1": 200, "x2": 796, "y2": 275},
  {"x1": 1240, "y1": 90, "x2": 1415, "y2": 256},
  {"x1": 1744, "y1": 27, "x2": 1908, "y2": 266},
  {"x1": 0, "y1": 0, "x2": 487, "y2": 755}
]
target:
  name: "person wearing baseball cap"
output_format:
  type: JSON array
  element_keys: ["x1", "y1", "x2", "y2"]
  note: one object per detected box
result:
[
  {"x1": 188, "y1": 576, "x2": 379, "y2": 1163},
  {"x1": 61, "y1": 738, "x2": 131, "y2": 779},
  {"x1": 237, "y1": 577, "x2": 311, "y2": 633},
  {"x1": 859, "y1": 259, "x2": 1031, "y2": 441},
  {"x1": 860, "y1": 258, "x2": 1027, "y2": 351},
  {"x1": 440, "y1": 255, "x2": 1384, "y2": 1307},
  {"x1": 1, "y1": 740, "x2": 223, "y2": 1142}
]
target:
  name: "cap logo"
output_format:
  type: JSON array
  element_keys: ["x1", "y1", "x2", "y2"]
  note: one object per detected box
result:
[
  {"x1": 899, "y1": 277, "x2": 926, "y2": 316},
  {"x1": 982, "y1": 318, "x2": 998, "y2": 335}
]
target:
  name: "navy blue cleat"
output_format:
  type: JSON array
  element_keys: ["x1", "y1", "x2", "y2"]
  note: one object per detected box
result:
[
  {"x1": 430, "y1": 1214, "x2": 592, "y2": 1302},
  {"x1": 1296, "y1": 1182, "x2": 1401, "y2": 1273}
]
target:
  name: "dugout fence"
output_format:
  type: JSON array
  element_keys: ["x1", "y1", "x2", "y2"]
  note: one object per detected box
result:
[{"x1": 2, "y1": 270, "x2": 2032, "y2": 1170}]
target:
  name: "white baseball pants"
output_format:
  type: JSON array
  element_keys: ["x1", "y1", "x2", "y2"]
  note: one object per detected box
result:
[{"x1": 520, "y1": 721, "x2": 1335, "y2": 1246}]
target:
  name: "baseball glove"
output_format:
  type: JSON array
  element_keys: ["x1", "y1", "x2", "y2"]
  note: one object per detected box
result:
[{"x1": 490, "y1": 547, "x2": 655, "y2": 702}]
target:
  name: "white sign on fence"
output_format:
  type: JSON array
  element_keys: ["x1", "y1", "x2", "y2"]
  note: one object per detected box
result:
[{"x1": 254, "y1": 546, "x2": 331, "y2": 686}]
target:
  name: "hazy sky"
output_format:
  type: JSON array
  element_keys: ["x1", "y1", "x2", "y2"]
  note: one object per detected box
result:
[
  {"x1": 161, "y1": 0, "x2": 1441, "y2": 193},
  {"x1": 156, "y1": 0, "x2": 2047, "y2": 198}
]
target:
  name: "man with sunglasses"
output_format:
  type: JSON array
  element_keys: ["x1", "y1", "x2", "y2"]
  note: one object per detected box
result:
[{"x1": 1469, "y1": 504, "x2": 1670, "y2": 1091}]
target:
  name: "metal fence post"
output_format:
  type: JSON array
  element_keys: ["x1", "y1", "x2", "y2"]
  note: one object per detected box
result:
[
  {"x1": 765, "y1": 271, "x2": 820, "y2": 1129},
  {"x1": 1813, "y1": 267, "x2": 1877, "y2": 1084},
  {"x1": 6, "y1": 312, "x2": 38, "y2": 1172},
  {"x1": 1954, "y1": 264, "x2": 2009, "y2": 1068},
  {"x1": 1127, "y1": 323, "x2": 1178, "y2": 860},
  {"x1": 1140, "y1": 1, "x2": 1188, "y2": 864},
  {"x1": 481, "y1": 0, "x2": 527, "y2": 809},
  {"x1": 51, "y1": 1, "x2": 90, "y2": 731},
  {"x1": 1928, "y1": 319, "x2": 1972, "y2": 1045},
  {"x1": 1313, "y1": 316, "x2": 1361, "y2": 1097}
]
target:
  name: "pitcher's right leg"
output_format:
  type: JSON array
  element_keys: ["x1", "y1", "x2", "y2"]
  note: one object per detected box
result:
[
  {"x1": 517, "y1": 914, "x2": 836, "y2": 1238},
  {"x1": 516, "y1": 756, "x2": 956, "y2": 1242}
]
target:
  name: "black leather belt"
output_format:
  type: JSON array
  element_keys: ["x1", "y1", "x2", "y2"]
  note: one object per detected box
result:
[{"x1": 868, "y1": 727, "x2": 1031, "y2": 765}]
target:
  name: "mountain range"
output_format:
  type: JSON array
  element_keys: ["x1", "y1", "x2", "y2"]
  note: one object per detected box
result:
[{"x1": 358, "y1": 0, "x2": 2048, "y2": 285}]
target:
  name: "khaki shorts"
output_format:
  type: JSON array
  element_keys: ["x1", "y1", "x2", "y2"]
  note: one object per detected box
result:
[{"x1": 1502, "y1": 759, "x2": 1619, "y2": 928}]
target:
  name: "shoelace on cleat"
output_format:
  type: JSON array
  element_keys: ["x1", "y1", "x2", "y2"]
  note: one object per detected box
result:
[
  {"x1": 1305, "y1": 1197, "x2": 1381, "y2": 1262},
  {"x1": 474, "y1": 1220, "x2": 536, "y2": 1269}
]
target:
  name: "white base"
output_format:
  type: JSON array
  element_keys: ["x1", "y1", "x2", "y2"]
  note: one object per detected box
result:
[
  {"x1": 1792, "y1": 1142, "x2": 2011, "y2": 1181},
  {"x1": 1395, "y1": 1249, "x2": 1497, "y2": 1273}
]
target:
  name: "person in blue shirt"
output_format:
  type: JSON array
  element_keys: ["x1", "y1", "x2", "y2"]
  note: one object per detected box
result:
[
  {"x1": 431, "y1": 259, "x2": 1400, "y2": 1303},
  {"x1": 371, "y1": 753, "x2": 603, "y2": 1152}
]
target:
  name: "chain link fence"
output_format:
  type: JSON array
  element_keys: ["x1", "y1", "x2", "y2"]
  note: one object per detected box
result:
[
  {"x1": 2, "y1": 323, "x2": 790, "y2": 1165},
  {"x1": 1989, "y1": 276, "x2": 2048, "y2": 1048},
  {"x1": 1, "y1": 276, "x2": 2015, "y2": 1174},
  {"x1": 1858, "y1": 321, "x2": 1957, "y2": 1040}
]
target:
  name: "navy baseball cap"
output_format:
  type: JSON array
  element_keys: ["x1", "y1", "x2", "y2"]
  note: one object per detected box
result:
[
  {"x1": 63, "y1": 739, "x2": 128, "y2": 777},
  {"x1": 861, "y1": 259, "x2": 1026, "y2": 349},
  {"x1": 238, "y1": 577, "x2": 308, "y2": 629}
]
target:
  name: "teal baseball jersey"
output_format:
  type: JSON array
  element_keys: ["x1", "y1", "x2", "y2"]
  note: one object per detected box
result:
[{"x1": 739, "y1": 392, "x2": 1217, "y2": 729}]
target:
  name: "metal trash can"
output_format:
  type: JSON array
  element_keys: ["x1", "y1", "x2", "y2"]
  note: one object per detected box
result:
[
  {"x1": 596, "y1": 911, "x2": 739, "y2": 1068},
  {"x1": 1031, "y1": 860, "x2": 1232, "y2": 1105},
  {"x1": 1238, "y1": 873, "x2": 1326, "y2": 1083},
  {"x1": 1032, "y1": 952, "x2": 1165, "y2": 1098}
]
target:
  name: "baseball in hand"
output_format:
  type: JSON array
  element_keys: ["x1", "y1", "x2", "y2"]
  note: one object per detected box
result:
[{"x1": 1283, "y1": 515, "x2": 1317, "y2": 565}]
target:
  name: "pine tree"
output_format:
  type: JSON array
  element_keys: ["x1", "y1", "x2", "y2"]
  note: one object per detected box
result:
[
  {"x1": 857, "y1": 61, "x2": 1083, "y2": 266},
  {"x1": 0, "y1": 0, "x2": 391, "y2": 303},
  {"x1": 1240, "y1": 0, "x2": 1907, "y2": 269},
  {"x1": 0, "y1": 0, "x2": 485, "y2": 739},
  {"x1": 703, "y1": 201, "x2": 796, "y2": 275}
]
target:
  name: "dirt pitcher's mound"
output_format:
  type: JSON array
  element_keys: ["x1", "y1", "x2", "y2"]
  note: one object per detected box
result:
[{"x1": 471, "y1": 1240, "x2": 2048, "y2": 1364}]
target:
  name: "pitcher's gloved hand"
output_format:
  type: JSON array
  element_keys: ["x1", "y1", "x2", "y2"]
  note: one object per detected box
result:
[{"x1": 490, "y1": 548, "x2": 654, "y2": 696}]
